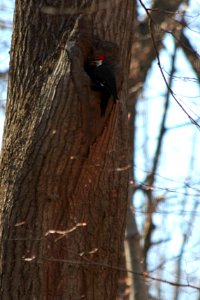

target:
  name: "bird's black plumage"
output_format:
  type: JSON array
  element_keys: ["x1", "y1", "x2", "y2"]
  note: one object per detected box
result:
[
  {"x1": 85, "y1": 59, "x2": 118, "y2": 116},
  {"x1": 92, "y1": 64, "x2": 118, "y2": 102}
]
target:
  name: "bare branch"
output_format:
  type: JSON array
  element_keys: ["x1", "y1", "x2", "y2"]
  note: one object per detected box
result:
[{"x1": 138, "y1": 0, "x2": 200, "y2": 130}]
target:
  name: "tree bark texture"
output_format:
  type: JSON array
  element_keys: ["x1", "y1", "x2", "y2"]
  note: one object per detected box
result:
[{"x1": 0, "y1": 1, "x2": 135, "y2": 299}]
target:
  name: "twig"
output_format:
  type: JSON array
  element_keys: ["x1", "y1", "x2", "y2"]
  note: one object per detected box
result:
[{"x1": 138, "y1": 0, "x2": 200, "y2": 130}]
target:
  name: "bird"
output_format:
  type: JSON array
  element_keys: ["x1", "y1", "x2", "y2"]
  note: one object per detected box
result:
[{"x1": 85, "y1": 54, "x2": 118, "y2": 115}]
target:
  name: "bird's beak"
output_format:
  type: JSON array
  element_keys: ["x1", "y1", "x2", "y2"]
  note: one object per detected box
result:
[{"x1": 91, "y1": 60, "x2": 99, "y2": 65}]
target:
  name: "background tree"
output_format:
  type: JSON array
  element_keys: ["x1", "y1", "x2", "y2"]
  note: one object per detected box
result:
[
  {"x1": 0, "y1": 1, "x2": 135, "y2": 299},
  {"x1": 124, "y1": 1, "x2": 200, "y2": 299}
]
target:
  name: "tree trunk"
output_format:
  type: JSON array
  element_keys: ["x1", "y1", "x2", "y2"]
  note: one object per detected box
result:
[{"x1": 0, "y1": 1, "x2": 135, "y2": 299}]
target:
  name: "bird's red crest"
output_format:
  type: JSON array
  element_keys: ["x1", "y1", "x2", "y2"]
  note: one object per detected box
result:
[{"x1": 96, "y1": 55, "x2": 105, "y2": 61}]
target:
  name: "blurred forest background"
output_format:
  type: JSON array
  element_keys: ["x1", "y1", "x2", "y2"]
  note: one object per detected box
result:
[{"x1": 0, "y1": 0, "x2": 200, "y2": 299}]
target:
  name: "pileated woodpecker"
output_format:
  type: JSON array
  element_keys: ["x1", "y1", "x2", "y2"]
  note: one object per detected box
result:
[{"x1": 85, "y1": 55, "x2": 118, "y2": 115}]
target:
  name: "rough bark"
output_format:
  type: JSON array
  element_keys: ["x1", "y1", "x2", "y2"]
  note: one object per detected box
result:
[{"x1": 0, "y1": 1, "x2": 135, "y2": 299}]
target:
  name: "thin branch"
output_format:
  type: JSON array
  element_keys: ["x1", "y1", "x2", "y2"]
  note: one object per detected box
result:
[
  {"x1": 179, "y1": 31, "x2": 200, "y2": 82},
  {"x1": 145, "y1": 40, "x2": 177, "y2": 187},
  {"x1": 142, "y1": 43, "x2": 177, "y2": 268},
  {"x1": 40, "y1": 256, "x2": 200, "y2": 291},
  {"x1": 138, "y1": 0, "x2": 200, "y2": 130}
]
